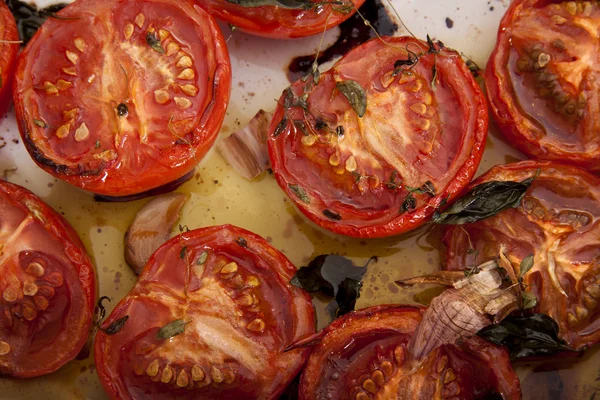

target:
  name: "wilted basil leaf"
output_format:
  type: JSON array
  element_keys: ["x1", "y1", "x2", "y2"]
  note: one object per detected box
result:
[
  {"x1": 432, "y1": 178, "x2": 533, "y2": 225},
  {"x1": 156, "y1": 319, "x2": 187, "y2": 340},
  {"x1": 477, "y1": 314, "x2": 576, "y2": 360},
  {"x1": 336, "y1": 80, "x2": 367, "y2": 117},
  {"x1": 101, "y1": 316, "x2": 129, "y2": 335},
  {"x1": 519, "y1": 254, "x2": 534, "y2": 277},
  {"x1": 291, "y1": 254, "x2": 373, "y2": 318},
  {"x1": 522, "y1": 291, "x2": 538, "y2": 310}
]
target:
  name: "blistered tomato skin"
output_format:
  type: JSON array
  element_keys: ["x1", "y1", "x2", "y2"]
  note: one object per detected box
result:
[
  {"x1": 487, "y1": 0, "x2": 600, "y2": 170},
  {"x1": 94, "y1": 225, "x2": 315, "y2": 400},
  {"x1": 13, "y1": 0, "x2": 231, "y2": 196},
  {"x1": 195, "y1": 0, "x2": 366, "y2": 39},
  {"x1": 268, "y1": 36, "x2": 488, "y2": 238},
  {"x1": 299, "y1": 305, "x2": 521, "y2": 400},
  {"x1": 0, "y1": 1, "x2": 19, "y2": 118},
  {"x1": 0, "y1": 180, "x2": 96, "y2": 378},
  {"x1": 444, "y1": 160, "x2": 600, "y2": 350}
]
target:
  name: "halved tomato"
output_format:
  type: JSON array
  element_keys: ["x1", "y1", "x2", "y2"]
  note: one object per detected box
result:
[
  {"x1": 486, "y1": 0, "x2": 600, "y2": 170},
  {"x1": 444, "y1": 160, "x2": 600, "y2": 350},
  {"x1": 195, "y1": 0, "x2": 366, "y2": 39},
  {"x1": 94, "y1": 224, "x2": 314, "y2": 399},
  {"x1": 268, "y1": 36, "x2": 487, "y2": 238},
  {"x1": 299, "y1": 305, "x2": 521, "y2": 399},
  {"x1": 13, "y1": 0, "x2": 231, "y2": 196},
  {"x1": 0, "y1": 179, "x2": 96, "y2": 377},
  {"x1": 0, "y1": 1, "x2": 19, "y2": 118}
]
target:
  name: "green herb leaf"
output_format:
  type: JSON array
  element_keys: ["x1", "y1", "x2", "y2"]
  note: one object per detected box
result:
[
  {"x1": 156, "y1": 319, "x2": 188, "y2": 340},
  {"x1": 522, "y1": 291, "x2": 538, "y2": 310},
  {"x1": 197, "y1": 251, "x2": 208, "y2": 265},
  {"x1": 101, "y1": 315, "x2": 129, "y2": 335},
  {"x1": 289, "y1": 184, "x2": 310, "y2": 204},
  {"x1": 402, "y1": 193, "x2": 417, "y2": 213},
  {"x1": 33, "y1": 118, "x2": 47, "y2": 128},
  {"x1": 336, "y1": 80, "x2": 367, "y2": 117},
  {"x1": 519, "y1": 254, "x2": 534, "y2": 277},
  {"x1": 273, "y1": 116, "x2": 288, "y2": 137},
  {"x1": 146, "y1": 32, "x2": 164, "y2": 53},
  {"x1": 477, "y1": 314, "x2": 576, "y2": 360},
  {"x1": 180, "y1": 246, "x2": 187, "y2": 260},
  {"x1": 432, "y1": 178, "x2": 534, "y2": 225}
]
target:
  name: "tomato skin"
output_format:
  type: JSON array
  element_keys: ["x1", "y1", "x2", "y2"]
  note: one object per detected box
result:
[
  {"x1": 195, "y1": 0, "x2": 365, "y2": 39},
  {"x1": 0, "y1": 179, "x2": 96, "y2": 377},
  {"x1": 299, "y1": 305, "x2": 521, "y2": 400},
  {"x1": 444, "y1": 160, "x2": 600, "y2": 350},
  {"x1": 94, "y1": 224, "x2": 315, "y2": 400},
  {"x1": 0, "y1": 1, "x2": 19, "y2": 118},
  {"x1": 486, "y1": 0, "x2": 600, "y2": 170},
  {"x1": 13, "y1": 0, "x2": 231, "y2": 196},
  {"x1": 268, "y1": 36, "x2": 487, "y2": 238}
]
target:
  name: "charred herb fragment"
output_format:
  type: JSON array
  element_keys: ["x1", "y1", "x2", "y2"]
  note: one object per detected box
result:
[
  {"x1": 432, "y1": 177, "x2": 534, "y2": 225},
  {"x1": 146, "y1": 32, "x2": 164, "y2": 53},
  {"x1": 33, "y1": 118, "x2": 47, "y2": 128},
  {"x1": 385, "y1": 171, "x2": 401, "y2": 190},
  {"x1": 197, "y1": 250, "x2": 208, "y2": 265},
  {"x1": 323, "y1": 209, "x2": 342, "y2": 221},
  {"x1": 289, "y1": 184, "x2": 310, "y2": 204},
  {"x1": 179, "y1": 246, "x2": 187, "y2": 260},
  {"x1": 401, "y1": 193, "x2": 417, "y2": 212},
  {"x1": 273, "y1": 116, "x2": 288, "y2": 137},
  {"x1": 336, "y1": 80, "x2": 367, "y2": 117},
  {"x1": 290, "y1": 254, "x2": 375, "y2": 318},
  {"x1": 477, "y1": 314, "x2": 576, "y2": 360},
  {"x1": 116, "y1": 103, "x2": 129, "y2": 117},
  {"x1": 236, "y1": 237, "x2": 248, "y2": 248},
  {"x1": 156, "y1": 319, "x2": 188, "y2": 340},
  {"x1": 101, "y1": 316, "x2": 129, "y2": 335}
]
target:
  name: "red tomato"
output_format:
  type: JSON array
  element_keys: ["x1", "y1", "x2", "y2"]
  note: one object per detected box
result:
[
  {"x1": 268, "y1": 36, "x2": 488, "y2": 238},
  {"x1": 0, "y1": 1, "x2": 19, "y2": 118},
  {"x1": 444, "y1": 160, "x2": 600, "y2": 350},
  {"x1": 0, "y1": 179, "x2": 96, "y2": 377},
  {"x1": 13, "y1": 0, "x2": 231, "y2": 196},
  {"x1": 195, "y1": 0, "x2": 366, "y2": 39},
  {"x1": 94, "y1": 224, "x2": 315, "y2": 399},
  {"x1": 299, "y1": 305, "x2": 521, "y2": 400},
  {"x1": 486, "y1": 0, "x2": 600, "y2": 171}
]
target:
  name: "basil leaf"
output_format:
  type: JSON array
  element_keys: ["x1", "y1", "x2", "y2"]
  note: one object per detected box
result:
[
  {"x1": 432, "y1": 178, "x2": 534, "y2": 225},
  {"x1": 336, "y1": 80, "x2": 367, "y2": 117},
  {"x1": 519, "y1": 254, "x2": 534, "y2": 277},
  {"x1": 226, "y1": 0, "x2": 312, "y2": 9},
  {"x1": 522, "y1": 291, "x2": 538, "y2": 310},
  {"x1": 477, "y1": 314, "x2": 576, "y2": 360},
  {"x1": 156, "y1": 319, "x2": 188, "y2": 340},
  {"x1": 101, "y1": 316, "x2": 129, "y2": 335}
]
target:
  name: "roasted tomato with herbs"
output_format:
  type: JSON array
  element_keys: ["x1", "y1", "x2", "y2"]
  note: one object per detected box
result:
[
  {"x1": 444, "y1": 161, "x2": 600, "y2": 350},
  {"x1": 94, "y1": 225, "x2": 314, "y2": 400},
  {"x1": 268, "y1": 36, "x2": 487, "y2": 238},
  {"x1": 0, "y1": 179, "x2": 96, "y2": 377},
  {"x1": 298, "y1": 305, "x2": 521, "y2": 400},
  {"x1": 0, "y1": 0, "x2": 19, "y2": 118},
  {"x1": 487, "y1": 0, "x2": 600, "y2": 170},
  {"x1": 13, "y1": 0, "x2": 231, "y2": 196},
  {"x1": 195, "y1": 0, "x2": 365, "y2": 39}
]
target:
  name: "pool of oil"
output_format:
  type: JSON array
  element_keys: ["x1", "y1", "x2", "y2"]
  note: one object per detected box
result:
[{"x1": 0, "y1": 0, "x2": 599, "y2": 399}]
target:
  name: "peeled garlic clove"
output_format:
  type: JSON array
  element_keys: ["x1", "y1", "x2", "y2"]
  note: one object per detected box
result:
[{"x1": 124, "y1": 193, "x2": 189, "y2": 274}]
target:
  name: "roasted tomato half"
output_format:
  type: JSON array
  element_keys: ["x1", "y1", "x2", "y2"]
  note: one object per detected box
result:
[
  {"x1": 0, "y1": 179, "x2": 96, "y2": 377},
  {"x1": 487, "y1": 0, "x2": 600, "y2": 170},
  {"x1": 13, "y1": 0, "x2": 231, "y2": 196},
  {"x1": 299, "y1": 305, "x2": 521, "y2": 400},
  {"x1": 0, "y1": 1, "x2": 19, "y2": 118},
  {"x1": 195, "y1": 0, "x2": 365, "y2": 39},
  {"x1": 94, "y1": 225, "x2": 315, "y2": 399},
  {"x1": 268, "y1": 36, "x2": 487, "y2": 238},
  {"x1": 444, "y1": 160, "x2": 600, "y2": 350}
]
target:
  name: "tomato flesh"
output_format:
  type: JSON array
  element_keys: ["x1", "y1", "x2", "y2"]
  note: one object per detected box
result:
[
  {"x1": 13, "y1": 0, "x2": 231, "y2": 196},
  {"x1": 94, "y1": 225, "x2": 315, "y2": 399},
  {"x1": 444, "y1": 160, "x2": 600, "y2": 350},
  {"x1": 299, "y1": 305, "x2": 521, "y2": 399},
  {"x1": 195, "y1": 0, "x2": 366, "y2": 39},
  {"x1": 0, "y1": 180, "x2": 96, "y2": 377},
  {"x1": 487, "y1": 0, "x2": 600, "y2": 170},
  {"x1": 0, "y1": 1, "x2": 19, "y2": 118},
  {"x1": 268, "y1": 36, "x2": 487, "y2": 238}
]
